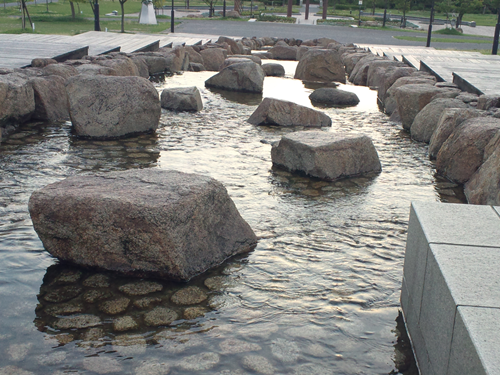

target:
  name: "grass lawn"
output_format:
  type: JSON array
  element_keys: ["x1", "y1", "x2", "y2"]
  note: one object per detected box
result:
[{"x1": 394, "y1": 35, "x2": 493, "y2": 44}]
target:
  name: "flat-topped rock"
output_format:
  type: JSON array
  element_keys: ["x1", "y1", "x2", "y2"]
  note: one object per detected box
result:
[
  {"x1": 28, "y1": 169, "x2": 257, "y2": 281},
  {"x1": 248, "y1": 98, "x2": 331, "y2": 127},
  {"x1": 271, "y1": 131, "x2": 381, "y2": 181},
  {"x1": 262, "y1": 63, "x2": 285, "y2": 77},
  {"x1": 66, "y1": 75, "x2": 161, "y2": 139},
  {"x1": 205, "y1": 61, "x2": 265, "y2": 93},
  {"x1": 160, "y1": 86, "x2": 203, "y2": 112}
]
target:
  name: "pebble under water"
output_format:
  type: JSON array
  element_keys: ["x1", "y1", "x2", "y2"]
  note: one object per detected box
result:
[{"x1": 0, "y1": 61, "x2": 466, "y2": 375}]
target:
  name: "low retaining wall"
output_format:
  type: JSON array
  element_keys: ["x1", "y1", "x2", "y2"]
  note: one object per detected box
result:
[{"x1": 402, "y1": 201, "x2": 500, "y2": 375}]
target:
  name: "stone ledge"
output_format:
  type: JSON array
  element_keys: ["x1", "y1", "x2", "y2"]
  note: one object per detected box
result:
[{"x1": 401, "y1": 201, "x2": 500, "y2": 375}]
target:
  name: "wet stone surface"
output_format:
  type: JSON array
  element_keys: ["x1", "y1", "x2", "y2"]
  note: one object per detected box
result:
[
  {"x1": 171, "y1": 286, "x2": 208, "y2": 305},
  {"x1": 119, "y1": 281, "x2": 164, "y2": 296}
]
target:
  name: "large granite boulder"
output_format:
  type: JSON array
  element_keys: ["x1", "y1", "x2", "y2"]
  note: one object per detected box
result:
[
  {"x1": 395, "y1": 84, "x2": 460, "y2": 130},
  {"x1": 0, "y1": 73, "x2": 35, "y2": 127},
  {"x1": 248, "y1": 98, "x2": 331, "y2": 127},
  {"x1": 429, "y1": 108, "x2": 485, "y2": 159},
  {"x1": 185, "y1": 46, "x2": 205, "y2": 65},
  {"x1": 136, "y1": 53, "x2": 169, "y2": 75},
  {"x1": 75, "y1": 64, "x2": 118, "y2": 76},
  {"x1": 42, "y1": 64, "x2": 79, "y2": 80},
  {"x1": 232, "y1": 54, "x2": 262, "y2": 64},
  {"x1": 477, "y1": 95, "x2": 500, "y2": 110},
  {"x1": 222, "y1": 57, "x2": 255, "y2": 69},
  {"x1": 163, "y1": 47, "x2": 190, "y2": 72},
  {"x1": 375, "y1": 66, "x2": 416, "y2": 108},
  {"x1": 383, "y1": 74, "x2": 436, "y2": 115},
  {"x1": 205, "y1": 62, "x2": 265, "y2": 93},
  {"x1": 271, "y1": 131, "x2": 381, "y2": 181},
  {"x1": 95, "y1": 56, "x2": 140, "y2": 76},
  {"x1": 160, "y1": 86, "x2": 203, "y2": 112},
  {"x1": 436, "y1": 117, "x2": 500, "y2": 183},
  {"x1": 269, "y1": 45, "x2": 298, "y2": 60},
  {"x1": 294, "y1": 49, "x2": 346, "y2": 83},
  {"x1": 262, "y1": 63, "x2": 285, "y2": 77},
  {"x1": 66, "y1": 75, "x2": 161, "y2": 138},
  {"x1": 28, "y1": 169, "x2": 258, "y2": 282},
  {"x1": 200, "y1": 48, "x2": 226, "y2": 71},
  {"x1": 217, "y1": 36, "x2": 242, "y2": 55},
  {"x1": 410, "y1": 98, "x2": 467, "y2": 143},
  {"x1": 30, "y1": 75, "x2": 70, "y2": 122},
  {"x1": 365, "y1": 60, "x2": 406, "y2": 88},
  {"x1": 465, "y1": 135, "x2": 500, "y2": 205},
  {"x1": 342, "y1": 52, "x2": 370, "y2": 76},
  {"x1": 129, "y1": 56, "x2": 150, "y2": 78},
  {"x1": 309, "y1": 88, "x2": 359, "y2": 107},
  {"x1": 348, "y1": 55, "x2": 383, "y2": 85}
]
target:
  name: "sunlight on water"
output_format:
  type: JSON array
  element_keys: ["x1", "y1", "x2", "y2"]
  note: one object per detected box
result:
[{"x1": 0, "y1": 60, "x2": 464, "y2": 374}]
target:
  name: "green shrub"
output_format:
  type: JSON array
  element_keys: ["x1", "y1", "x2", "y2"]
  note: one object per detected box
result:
[
  {"x1": 257, "y1": 14, "x2": 296, "y2": 22},
  {"x1": 434, "y1": 27, "x2": 463, "y2": 35}
]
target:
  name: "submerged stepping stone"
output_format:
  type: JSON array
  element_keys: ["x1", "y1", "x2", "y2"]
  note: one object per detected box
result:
[
  {"x1": 29, "y1": 169, "x2": 257, "y2": 282},
  {"x1": 248, "y1": 98, "x2": 331, "y2": 127},
  {"x1": 271, "y1": 131, "x2": 381, "y2": 181}
]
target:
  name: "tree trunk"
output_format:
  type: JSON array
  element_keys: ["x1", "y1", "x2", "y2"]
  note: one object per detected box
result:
[
  {"x1": 322, "y1": 0, "x2": 327, "y2": 19},
  {"x1": 120, "y1": 1, "x2": 125, "y2": 32},
  {"x1": 456, "y1": 13, "x2": 462, "y2": 28},
  {"x1": 234, "y1": 0, "x2": 241, "y2": 13},
  {"x1": 70, "y1": 1, "x2": 75, "y2": 19},
  {"x1": 372, "y1": 0, "x2": 375, "y2": 15}
]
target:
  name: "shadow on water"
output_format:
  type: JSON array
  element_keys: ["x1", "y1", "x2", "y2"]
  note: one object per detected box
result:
[{"x1": 205, "y1": 87, "x2": 263, "y2": 105}]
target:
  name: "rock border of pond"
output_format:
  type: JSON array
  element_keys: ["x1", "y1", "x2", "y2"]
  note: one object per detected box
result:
[{"x1": 1, "y1": 35, "x2": 499, "y2": 201}]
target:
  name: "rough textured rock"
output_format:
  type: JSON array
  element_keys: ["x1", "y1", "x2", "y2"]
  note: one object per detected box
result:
[
  {"x1": 348, "y1": 54, "x2": 383, "y2": 85},
  {"x1": 42, "y1": 64, "x2": 79, "y2": 80},
  {"x1": 189, "y1": 62, "x2": 205, "y2": 72},
  {"x1": 137, "y1": 54, "x2": 169, "y2": 75},
  {"x1": 429, "y1": 108, "x2": 485, "y2": 159},
  {"x1": 83, "y1": 274, "x2": 110, "y2": 288},
  {"x1": 32, "y1": 58, "x2": 57, "y2": 68},
  {"x1": 410, "y1": 98, "x2": 467, "y2": 143},
  {"x1": 342, "y1": 52, "x2": 370, "y2": 76},
  {"x1": 271, "y1": 131, "x2": 381, "y2": 181},
  {"x1": 129, "y1": 56, "x2": 149, "y2": 78},
  {"x1": 436, "y1": 117, "x2": 500, "y2": 183},
  {"x1": 217, "y1": 36, "x2": 242, "y2": 54},
  {"x1": 383, "y1": 75, "x2": 436, "y2": 115},
  {"x1": 161, "y1": 86, "x2": 203, "y2": 112},
  {"x1": 309, "y1": 88, "x2": 359, "y2": 106},
  {"x1": 177, "y1": 352, "x2": 220, "y2": 371},
  {"x1": 465, "y1": 136, "x2": 500, "y2": 205},
  {"x1": 232, "y1": 54, "x2": 262, "y2": 64},
  {"x1": 185, "y1": 46, "x2": 204, "y2": 65},
  {"x1": 242, "y1": 355, "x2": 275, "y2": 375},
  {"x1": 222, "y1": 57, "x2": 255, "y2": 69},
  {"x1": 66, "y1": 75, "x2": 160, "y2": 138},
  {"x1": 99, "y1": 297, "x2": 130, "y2": 315},
  {"x1": 144, "y1": 307, "x2": 178, "y2": 326},
  {"x1": 262, "y1": 63, "x2": 285, "y2": 77},
  {"x1": 113, "y1": 316, "x2": 138, "y2": 332},
  {"x1": 171, "y1": 286, "x2": 207, "y2": 305},
  {"x1": 183, "y1": 306, "x2": 209, "y2": 320},
  {"x1": 248, "y1": 98, "x2": 331, "y2": 127},
  {"x1": 0, "y1": 74, "x2": 35, "y2": 127},
  {"x1": 477, "y1": 95, "x2": 500, "y2": 110},
  {"x1": 269, "y1": 45, "x2": 297, "y2": 60},
  {"x1": 75, "y1": 64, "x2": 118, "y2": 76},
  {"x1": 365, "y1": 60, "x2": 406, "y2": 88},
  {"x1": 294, "y1": 49, "x2": 346, "y2": 83},
  {"x1": 376, "y1": 66, "x2": 416, "y2": 108},
  {"x1": 29, "y1": 75, "x2": 69, "y2": 122},
  {"x1": 219, "y1": 338, "x2": 261, "y2": 354},
  {"x1": 95, "y1": 56, "x2": 140, "y2": 76},
  {"x1": 395, "y1": 84, "x2": 456, "y2": 130},
  {"x1": 163, "y1": 47, "x2": 190, "y2": 72},
  {"x1": 205, "y1": 62, "x2": 265, "y2": 93},
  {"x1": 28, "y1": 169, "x2": 257, "y2": 281},
  {"x1": 200, "y1": 48, "x2": 226, "y2": 71},
  {"x1": 53, "y1": 314, "x2": 102, "y2": 329},
  {"x1": 83, "y1": 357, "x2": 122, "y2": 374}
]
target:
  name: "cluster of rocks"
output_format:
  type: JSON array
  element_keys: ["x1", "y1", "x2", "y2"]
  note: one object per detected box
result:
[{"x1": 339, "y1": 45, "x2": 500, "y2": 205}]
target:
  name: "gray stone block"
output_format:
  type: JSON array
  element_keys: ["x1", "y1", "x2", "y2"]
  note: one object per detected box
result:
[
  {"x1": 401, "y1": 277, "x2": 435, "y2": 375},
  {"x1": 420, "y1": 243, "x2": 500, "y2": 375},
  {"x1": 447, "y1": 306, "x2": 500, "y2": 375},
  {"x1": 402, "y1": 203, "x2": 432, "y2": 321},
  {"x1": 410, "y1": 202, "x2": 500, "y2": 247}
]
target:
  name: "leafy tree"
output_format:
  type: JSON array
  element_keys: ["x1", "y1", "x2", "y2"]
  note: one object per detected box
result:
[
  {"x1": 69, "y1": 0, "x2": 87, "y2": 19},
  {"x1": 454, "y1": 0, "x2": 483, "y2": 27},
  {"x1": 204, "y1": 0, "x2": 219, "y2": 16},
  {"x1": 436, "y1": 0, "x2": 455, "y2": 25},
  {"x1": 394, "y1": 0, "x2": 411, "y2": 27}
]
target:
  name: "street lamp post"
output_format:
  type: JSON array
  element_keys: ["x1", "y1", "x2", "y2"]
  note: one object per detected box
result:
[
  {"x1": 305, "y1": 0, "x2": 309, "y2": 20},
  {"x1": 358, "y1": 0, "x2": 362, "y2": 27},
  {"x1": 171, "y1": 0, "x2": 174, "y2": 32},
  {"x1": 251, "y1": 0, "x2": 253, "y2": 17},
  {"x1": 223, "y1": 0, "x2": 226, "y2": 17},
  {"x1": 94, "y1": 0, "x2": 100, "y2": 31},
  {"x1": 426, "y1": 0, "x2": 435, "y2": 47},
  {"x1": 493, "y1": 8, "x2": 500, "y2": 55}
]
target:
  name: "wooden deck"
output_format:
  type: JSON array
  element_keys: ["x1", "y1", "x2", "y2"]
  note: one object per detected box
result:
[
  {"x1": 356, "y1": 44, "x2": 500, "y2": 96},
  {"x1": 0, "y1": 31, "x2": 222, "y2": 68}
]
